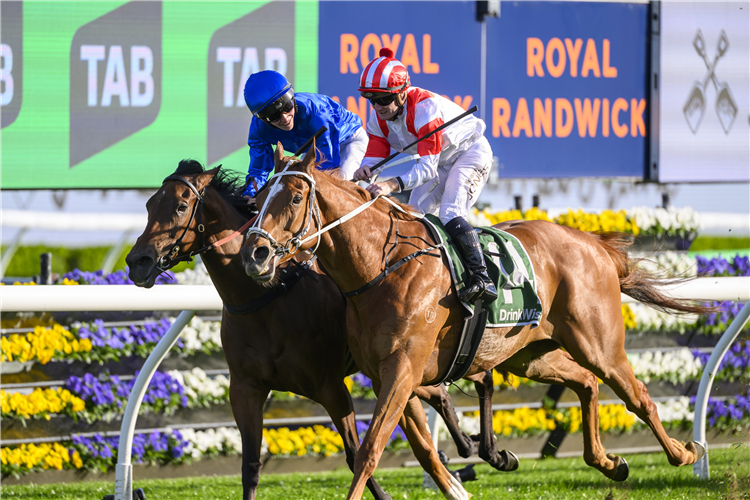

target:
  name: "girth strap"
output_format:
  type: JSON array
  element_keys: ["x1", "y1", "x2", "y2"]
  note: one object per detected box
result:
[{"x1": 342, "y1": 246, "x2": 442, "y2": 297}]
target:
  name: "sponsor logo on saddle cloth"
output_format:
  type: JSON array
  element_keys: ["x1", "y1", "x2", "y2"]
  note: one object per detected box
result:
[{"x1": 424, "y1": 215, "x2": 543, "y2": 328}]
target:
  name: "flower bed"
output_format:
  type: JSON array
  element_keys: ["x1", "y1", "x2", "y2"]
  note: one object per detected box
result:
[{"x1": 3, "y1": 393, "x2": 748, "y2": 478}]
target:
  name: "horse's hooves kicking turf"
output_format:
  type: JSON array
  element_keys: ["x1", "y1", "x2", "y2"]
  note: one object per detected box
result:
[
  {"x1": 607, "y1": 454, "x2": 630, "y2": 482},
  {"x1": 690, "y1": 441, "x2": 706, "y2": 461}
]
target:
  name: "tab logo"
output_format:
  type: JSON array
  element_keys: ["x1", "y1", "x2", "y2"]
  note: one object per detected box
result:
[
  {"x1": 1, "y1": 1, "x2": 23, "y2": 129},
  {"x1": 69, "y1": 1, "x2": 162, "y2": 167},
  {"x1": 207, "y1": 1, "x2": 295, "y2": 165}
]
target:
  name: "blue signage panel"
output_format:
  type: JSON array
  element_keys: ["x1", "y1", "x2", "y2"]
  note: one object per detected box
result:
[
  {"x1": 486, "y1": 2, "x2": 649, "y2": 178},
  {"x1": 318, "y1": 1, "x2": 481, "y2": 132}
]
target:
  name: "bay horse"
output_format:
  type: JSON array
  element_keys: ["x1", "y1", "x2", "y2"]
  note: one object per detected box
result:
[
  {"x1": 125, "y1": 161, "x2": 514, "y2": 500},
  {"x1": 240, "y1": 143, "x2": 710, "y2": 500}
]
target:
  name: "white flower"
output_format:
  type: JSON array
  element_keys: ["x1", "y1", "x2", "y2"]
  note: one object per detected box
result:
[
  {"x1": 175, "y1": 262, "x2": 213, "y2": 285},
  {"x1": 628, "y1": 349, "x2": 702, "y2": 384}
]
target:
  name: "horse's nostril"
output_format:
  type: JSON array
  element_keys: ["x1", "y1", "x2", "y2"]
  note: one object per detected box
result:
[{"x1": 253, "y1": 246, "x2": 270, "y2": 262}]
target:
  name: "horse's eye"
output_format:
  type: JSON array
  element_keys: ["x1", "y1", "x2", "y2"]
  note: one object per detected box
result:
[
  {"x1": 177, "y1": 203, "x2": 188, "y2": 214},
  {"x1": 292, "y1": 195, "x2": 302, "y2": 206}
]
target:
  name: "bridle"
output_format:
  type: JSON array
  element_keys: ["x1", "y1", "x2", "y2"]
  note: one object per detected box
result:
[
  {"x1": 246, "y1": 158, "x2": 410, "y2": 261},
  {"x1": 245, "y1": 161, "x2": 323, "y2": 259},
  {"x1": 156, "y1": 173, "x2": 255, "y2": 273}
]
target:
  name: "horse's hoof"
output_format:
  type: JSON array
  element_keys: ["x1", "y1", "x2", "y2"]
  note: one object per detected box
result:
[
  {"x1": 690, "y1": 441, "x2": 706, "y2": 462},
  {"x1": 499, "y1": 449, "x2": 519, "y2": 472},
  {"x1": 608, "y1": 455, "x2": 629, "y2": 482}
]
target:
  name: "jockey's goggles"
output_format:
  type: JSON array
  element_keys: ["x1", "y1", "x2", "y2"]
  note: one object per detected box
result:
[
  {"x1": 362, "y1": 92, "x2": 399, "y2": 107},
  {"x1": 256, "y1": 89, "x2": 295, "y2": 123}
]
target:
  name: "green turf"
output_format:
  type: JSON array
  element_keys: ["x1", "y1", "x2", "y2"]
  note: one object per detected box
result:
[{"x1": 3, "y1": 446, "x2": 749, "y2": 499}]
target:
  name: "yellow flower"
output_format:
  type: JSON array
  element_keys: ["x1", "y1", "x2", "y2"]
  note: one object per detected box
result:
[{"x1": 621, "y1": 304, "x2": 637, "y2": 330}]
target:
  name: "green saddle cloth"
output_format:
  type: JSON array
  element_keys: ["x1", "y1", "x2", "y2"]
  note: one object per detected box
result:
[{"x1": 424, "y1": 214, "x2": 543, "y2": 328}]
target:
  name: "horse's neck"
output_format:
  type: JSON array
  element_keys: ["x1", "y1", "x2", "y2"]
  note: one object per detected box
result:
[
  {"x1": 314, "y1": 175, "x2": 407, "y2": 292},
  {"x1": 200, "y1": 194, "x2": 267, "y2": 305}
]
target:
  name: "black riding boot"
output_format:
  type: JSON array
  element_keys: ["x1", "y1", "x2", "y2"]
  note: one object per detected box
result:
[{"x1": 444, "y1": 217, "x2": 498, "y2": 304}]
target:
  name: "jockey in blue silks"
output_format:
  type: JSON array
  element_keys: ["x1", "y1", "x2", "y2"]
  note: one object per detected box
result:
[{"x1": 242, "y1": 70, "x2": 367, "y2": 199}]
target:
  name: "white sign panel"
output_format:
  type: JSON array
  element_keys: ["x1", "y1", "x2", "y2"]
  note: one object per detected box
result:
[{"x1": 659, "y1": 2, "x2": 749, "y2": 182}]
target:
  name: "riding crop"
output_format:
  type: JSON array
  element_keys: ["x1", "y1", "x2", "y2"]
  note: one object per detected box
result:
[{"x1": 368, "y1": 104, "x2": 478, "y2": 178}]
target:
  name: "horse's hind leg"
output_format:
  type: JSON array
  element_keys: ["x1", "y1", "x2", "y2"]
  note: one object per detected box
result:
[
  {"x1": 413, "y1": 384, "x2": 477, "y2": 458},
  {"x1": 564, "y1": 335, "x2": 704, "y2": 467},
  {"x1": 500, "y1": 344, "x2": 628, "y2": 481},
  {"x1": 467, "y1": 370, "x2": 519, "y2": 472},
  {"x1": 318, "y1": 382, "x2": 392, "y2": 500}
]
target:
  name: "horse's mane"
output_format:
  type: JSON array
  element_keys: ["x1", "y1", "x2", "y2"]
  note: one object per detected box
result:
[
  {"x1": 292, "y1": 152, "x2": 422, "y2": 222},
  {"x1": 173, "y1": 159, "x2": 254, "y2": 218}
]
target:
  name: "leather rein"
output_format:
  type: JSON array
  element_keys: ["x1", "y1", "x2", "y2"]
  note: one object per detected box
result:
[{"x1": 156, "y1": 174, "x2": 256, "y2": 274}]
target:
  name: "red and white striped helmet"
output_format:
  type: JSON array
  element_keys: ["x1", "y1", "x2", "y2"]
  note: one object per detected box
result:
[{"x1": 358, "y1": 47, "x2": 410, "y2": 96}]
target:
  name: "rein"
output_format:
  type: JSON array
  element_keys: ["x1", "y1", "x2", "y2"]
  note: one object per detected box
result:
[
  {"x1": 250, "y1": 164, "x2": 444, "y2": 297},
  {"x1": 157, "y1": 174, "x2": 256, "y2": 273}
]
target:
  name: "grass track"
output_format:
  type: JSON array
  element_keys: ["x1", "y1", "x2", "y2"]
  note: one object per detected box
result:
[{"x1": 2, "y1": 446, "x2": 749, "y2": 499}]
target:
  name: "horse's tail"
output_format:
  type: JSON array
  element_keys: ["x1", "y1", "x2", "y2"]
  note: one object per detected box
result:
[{"x1": 591, "y1": 232, "x2": 713, "y2": 315}]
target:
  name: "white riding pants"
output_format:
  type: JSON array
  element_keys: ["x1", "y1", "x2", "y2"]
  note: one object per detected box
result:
[{"x1": 408, "y1": 136, "x2": 493, "y2": 225}]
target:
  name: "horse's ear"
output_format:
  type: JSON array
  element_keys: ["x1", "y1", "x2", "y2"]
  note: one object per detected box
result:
[
  {"x1": 195, "y1": 166, "x2": 220, "y2": 191},
  {"x1": 274, "y1": 142, "x2": 285, "y2": 165},
  {"x1": 300, "y1": 137, "x2": 317, "y2": 174}
]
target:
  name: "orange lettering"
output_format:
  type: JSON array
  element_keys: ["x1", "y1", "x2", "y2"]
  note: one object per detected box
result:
[
  {"x1": 534, "y1": 98, "x2": 552, "y2": 137},
  {"x1": 381, "y1": 34, "x2": 402, "y2": 55},
  {"x1": 453, "y1": 95, "x2": 473, "y2": 110},
  {"x1": 612, "y1": 98, "x2": 628, "y2": 137},
  {"x1": 581, "y1": 39, "x2": 601, "y2": 78},
  {"x1": 545, "y1": 38, "x2": 566, "y2": 78},
  {"x1": 603, "y1": 39, "x2": 618, "y2": 78},
  {"x1": 493, "y1": 98, "x2": 511, "y2": 138},
  {"x1": 512, "y1": 98, "x2": 533, "y2": 137},
  {"x1": 331, "y1": 96, "x2": 340, "y2": 103},
  {"x1": 574, "y1": 98, "x2": 601, "y2": 137},
  {"x1": 401, "y1": 34, "x2": 421, "y2": 73},
  {"x1": 347, "y1": 96, "x2": 369, "y2": 126},
  {"x1": 631, "y1": 98, "x2": 646, "y2": 136},
  {"x1": 602, "y1": 98, "x2": 610, "y2": 137},
  {"x1": 527, "y1": 38, "x2": 544, "y2": 77},
  {"x1": 360, "y1": 34, "x2": 383, "y2": 70},
  {"x1": 555, "y1": 98, "x2": 574, "y2": 138},
  {"x1": 340, "y1": 34, "x2": 359, "y2": 74},
  {"x1": 564, "y1": 38, "x2": 583, "y2": 77},
  {"x1": 422, "y1": 34, "x2": 439, "y2": 74}
]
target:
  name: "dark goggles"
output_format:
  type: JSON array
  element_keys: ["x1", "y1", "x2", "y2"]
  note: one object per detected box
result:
[
  {"x1": 362, "y1": 92, "x2": 399, "y2": 107},
  {"x1": 256, "y1": 89, "x2": 295, "y2": 123}
]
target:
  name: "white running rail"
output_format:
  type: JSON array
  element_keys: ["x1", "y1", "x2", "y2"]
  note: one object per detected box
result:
[{"x1": 1, "y1": 276, "x2": 748, "y2": 497}]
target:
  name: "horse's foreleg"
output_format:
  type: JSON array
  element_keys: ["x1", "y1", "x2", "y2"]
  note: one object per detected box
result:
[
  {"x1": 319, "y1": 382, "x2": 393, "y2": 500},
  {"x1": 399, "y1": 395, "x2": 470, "y2": 500},
  {"x1": 346, "y1": 354, "x2": 423, "y2": 500},
  {"x1": 469, "y1": 370, "x2": 519, "y2": 472},
  {"x1": 229, "y1": 379, "x2": 269, "y2": 500},
  {"x1": 413, "y1": 385, "x2": 476, "y2": 458}
]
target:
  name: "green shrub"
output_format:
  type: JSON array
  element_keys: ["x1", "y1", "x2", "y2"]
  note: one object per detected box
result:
[
  {"x1": 691, "y1": 236, "x2": 750, "y2": 251},
  {"x1": 1, "y1": 245, "x2": 195, "y2": 278}
]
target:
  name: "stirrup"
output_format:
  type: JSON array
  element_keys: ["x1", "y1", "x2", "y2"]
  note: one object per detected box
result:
[{"x1": 459, "y1": 276, "x2": 497, "y2": 304}]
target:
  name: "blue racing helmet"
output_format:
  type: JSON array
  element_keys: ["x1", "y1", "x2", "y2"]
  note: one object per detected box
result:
[{"x1": 244, "y1": 70, "x2": 294, "y2": 122}]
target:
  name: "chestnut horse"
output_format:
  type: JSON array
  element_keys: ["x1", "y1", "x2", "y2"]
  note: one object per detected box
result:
[
  {"x1": 126, "y1": 161, "x2": 513, "y2": 500},
  {"x1": 240, "y1": 143, "x2": 710, "y2": 500}
]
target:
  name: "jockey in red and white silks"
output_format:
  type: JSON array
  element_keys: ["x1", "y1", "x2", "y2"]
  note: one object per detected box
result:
[
  {"x1": 360, "y1": 86, "x2": 491, "y2": 223},
  {"x1": 353, "y1": 47, "x2": 497, "y2": 305}
]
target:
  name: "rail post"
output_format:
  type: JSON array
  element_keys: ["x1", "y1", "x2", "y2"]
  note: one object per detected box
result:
[
  {"x1": 111, "y1": 310, "x2": 197, "y2": 500},
  {"x1": 693, "y1": 301, "x2": 750, "y2": 480}
]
